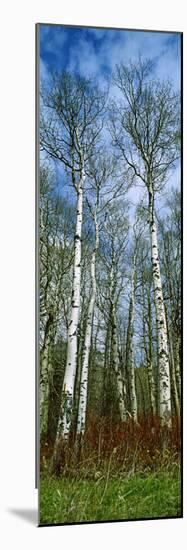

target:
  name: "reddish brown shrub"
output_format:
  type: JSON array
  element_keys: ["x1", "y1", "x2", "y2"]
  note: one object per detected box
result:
[{"x1": 40, "y1": 414, "x2": 181, "y2": 477}]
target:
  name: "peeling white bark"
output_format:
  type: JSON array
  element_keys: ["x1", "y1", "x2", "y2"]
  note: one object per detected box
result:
[
  {"x1": 149, "y1": 187, "x2": 171, "y2": 426},
  {"x1": 77, "y1": 216, "x2": 99, "y2": 434},
  {"x1": 57, "y1": 176, "x2": 84, "y2": 439}
]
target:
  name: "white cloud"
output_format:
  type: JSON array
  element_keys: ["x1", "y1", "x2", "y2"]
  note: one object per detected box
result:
[
  {"x1": 67, "y1": 38, "x2": 101, "y2": 78},
  {"x1": 40, "y1": 25, "x2": 68, "y2": 55},
  {"x1": 40, "y1": 58, "x2": 51, "y2": 84},
  {"x1": 67, "y1": 29, "x2": 180, "y2": 91}
]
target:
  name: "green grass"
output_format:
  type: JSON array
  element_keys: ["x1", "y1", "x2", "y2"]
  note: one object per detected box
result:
[{"x1": 40, "y1": 468, "x2": 181, "y2": 525}]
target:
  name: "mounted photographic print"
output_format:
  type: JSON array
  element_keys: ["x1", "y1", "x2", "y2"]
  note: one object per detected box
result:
[{"x1": 36, "y1": 23, "x2": 182, "y2": 526}]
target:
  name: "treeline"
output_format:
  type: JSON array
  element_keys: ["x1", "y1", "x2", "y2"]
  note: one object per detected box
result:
[{"x1": 39, "y1": 58, "x2": 181, "y2": 471}]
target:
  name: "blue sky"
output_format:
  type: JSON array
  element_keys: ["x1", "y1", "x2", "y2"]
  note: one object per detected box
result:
[
  {"x1": 40, "y1": 24, "x2": 181, "y2": 90},
  {"x1": 40, "y1": 25, "x2": 181, "y2": 207}
]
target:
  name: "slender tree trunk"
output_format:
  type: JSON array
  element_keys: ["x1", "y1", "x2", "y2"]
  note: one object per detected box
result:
[
  {"x1": 128, "y1": 305, "x2": 137, "y2": 422},
  {"x1": 107, "y1": 255, "x2": 127, "y2": 422},
  {"x1": 147, "y1": 288, "x2": 156, "y2": 417},
  {"x1": 124, "y1": 322, "x2": 131, "y2": 415},
  {"x1": 72, "y1": 311, "x2": 86, "y2": 434},
  {"x1": 141, "y1": 269, "x2": 156, "y2": 417},
  {"x1": 174, "y1": 338, "x2": 181, "y2": 400},
  {"x1": 165, "y1": 304, "x2": 180, "y2": 418},
  {"x1": 111, "y1": 301, "x2": 127, "y2": 422},
  {"x1": 77, "y1": 216, "x2": 99, "y2": 434},
  {"x1": 162, "y1": 233, "x2": 181, "y2": 406},
  {"x1": 40, "y1": 313, "x2": 54, "y2": 439},
  {"x1": 57, "y1": 178, "x2": 84, "y2": 439},
  {"x1": 126, "y1": 256, "x2": 138, "y2": 422},
  {"x1": 136, "y1": 368, "x2": 146, "y2": 419},
  {"x1": 102, "y1": 318, "x2": 111, "y2": 416},
  {"x1": 148, "y1": 186, "x2": 171, "y2": 426}
]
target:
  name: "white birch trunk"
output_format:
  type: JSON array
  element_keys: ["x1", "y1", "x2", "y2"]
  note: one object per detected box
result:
[
  {"x1": 147, "y1": 352, "x2": 156, "y2": 418},
  {"x1": 111, "y1": 302, "x2": 127, "y2": 422},
  {"x1": 147, "y1": 290, "x2": 156, "y2": 417},
  {"x1": 142, "y1": 279, "x2": 156, "y2": 417},
  {"x1": 40, "y1": 308, "x2": 56, "y2": 439},
  {"x1": 148, "y1": 187, "x2": 171, "y2": 426},
  {"x1": 77, "y1": 216, "x2": 99, "y2": 434},
  {"x1": 40, "y1": 328, "x2": 53, "y2": 437},
  {"x1": 128, "y1": 260, "x2": 138, "y2": 422},
  {"x1": 110, "y1": 261, "x2": 127, "y2": 422},
  {"x1": 165, "y1": 304, "x2": 180, "y2": 418},
  {"x1": 57, "y1": 177, "x2": 84, "y2": 439},
  {"x1": 169, "y1": 340, "x2": 180, "y2": 419}
]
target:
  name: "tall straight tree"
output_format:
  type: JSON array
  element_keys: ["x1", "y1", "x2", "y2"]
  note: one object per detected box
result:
[
  {"x1": 77, "y1": 154, "x2": 122, "y2": 434},
  {"x1": 76, "y1": 209, "x2": 99, "y2": 434},
  {"x1": 110, "y1": 59, "x2": 180, "y2": 426},
  {"x1": 125, "y1": 222, "x2": 144, "y2": 423},
  {"x1": 158, "y1": 195, "x2": 181, "y2": 416},
  {"x1": 40, "y1": 166, "x2": 74, "y2": 442},
  {"x1": 41, "y1": 73, "x2": 106, "y2": 438},
  {"x1": 137, "y1": 240, "x2": 156, "y2": 418},
  {"x1": 125, "y1": 251, "x2": 138, "y2": 422}
]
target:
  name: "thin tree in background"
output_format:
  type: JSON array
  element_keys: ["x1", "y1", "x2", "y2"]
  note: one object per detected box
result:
[
  {"x1": 125, "y1": 222, "x2": 144, "y2": 423},
  {"x1": 100, "y1": 202, "x2": 130, "y2": 421}
]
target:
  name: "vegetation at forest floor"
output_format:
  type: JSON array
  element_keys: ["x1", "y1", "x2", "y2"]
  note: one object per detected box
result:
[
  {"x1": 40, "y1": 466, "x2": 181, "y2": 525},
  {"x1": 40, "y1": 416, "x2": 181, "y2": 525}
]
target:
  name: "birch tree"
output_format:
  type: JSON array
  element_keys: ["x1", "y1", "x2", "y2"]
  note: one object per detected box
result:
[
  {"x1": 40, "y1": 166, "x2": 74, "y2": 442},
  {"x1": 139, "y1": 244, "x2": 156, "y2": 417},
  {"x1": 76, "y1": 212, "x2": 99, "y2": 434},
  {"x1": 77, "y1": 154, "x2": 118, "y2": 434},
  {"x1": 110, "y1": 59, "x2": 180, "y2": 425},
  {"x1": 41, "y1": 73, "x2": 106, "y2": 439},
  {"x1": 158, "y1": 192, "x2": 181, "y2": 416}
]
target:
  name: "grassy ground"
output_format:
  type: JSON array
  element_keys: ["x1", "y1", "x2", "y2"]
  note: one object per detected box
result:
[{"x1": 40, "y1": 468, "x2": 181, "y2": 525}]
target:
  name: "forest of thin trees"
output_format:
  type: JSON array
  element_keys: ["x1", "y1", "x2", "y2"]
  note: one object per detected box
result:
[{"x1": 39, "y1": 58, "x2": 181, "y2": 476}]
